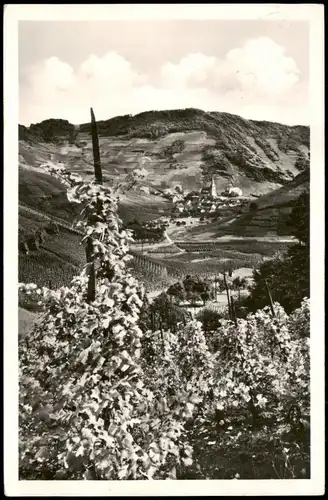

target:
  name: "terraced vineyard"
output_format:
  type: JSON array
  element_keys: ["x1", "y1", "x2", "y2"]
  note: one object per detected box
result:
[
  {"x1": 19, "y1": 209, "x2": 50, "y2": 237},
  {"x1": 19, "y1": 204, "x2": 81, "y2": 235},
  {"x1": 19, "y1": 198, "x2": 291, "y2": 295},
  {"x1": 19, "y1": 206, "x2": 85, "y2": 287},
  {"x1": 19, "y1": 248, "x2": 79, "y2": 289},
  {"x1": 146, "y1": 243, "x2": 183, "y2": 254},
  {"x1": 163, "y1": 255, "x2": 261, "y2": 278},
  {"x1": 176, "y1": 239, "x2": 291, "y2": 256}
]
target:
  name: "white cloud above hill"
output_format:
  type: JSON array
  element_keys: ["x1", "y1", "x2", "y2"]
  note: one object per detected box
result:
[{"x1": 20, "y1": 37, "x2": 308, "y2": 126}]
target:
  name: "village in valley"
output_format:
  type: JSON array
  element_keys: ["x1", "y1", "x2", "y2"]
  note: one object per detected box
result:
[{"x1": 171, "y1": 177, "x2": 248, "y2": 217}]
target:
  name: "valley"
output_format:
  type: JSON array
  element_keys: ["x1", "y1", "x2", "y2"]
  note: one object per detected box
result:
[{"x1": 18, "y1": 108, "x2": 309, "y2": 334}]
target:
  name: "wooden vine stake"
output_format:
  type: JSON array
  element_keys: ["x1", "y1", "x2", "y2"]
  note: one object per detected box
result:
[
  {"x1": 264, "y1": 279, "x2": 275, "y2": 317},
  {"x1": 86, "y1": 107, "x2": 103, "y2": 303},
  {"x1": 230, "y1": 295, "x2": 238, "y2": 327},
  {"x1": 223, "y1": 271, "x2": 232, "y2": 320},
  {"x1": 223, "y1": 271, "x2": 238, "y2": 325},
  {"x1": 90, "y1": 107, "x2": 103, "y2": 185}
]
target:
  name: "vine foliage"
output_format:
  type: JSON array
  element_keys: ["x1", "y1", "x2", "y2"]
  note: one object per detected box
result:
[{"x1": 19, "y1": 163, "x2": 203, "y2": 480}]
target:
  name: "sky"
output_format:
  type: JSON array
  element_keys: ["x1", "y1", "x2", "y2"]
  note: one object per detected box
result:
[{"x1": 19, "y1": 20, "x2": 309, "y2": 126}]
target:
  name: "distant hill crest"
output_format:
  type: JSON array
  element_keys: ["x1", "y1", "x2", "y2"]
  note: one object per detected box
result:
[{"x1": 19, "y1": 108, "x2": 310, "y2": 195}]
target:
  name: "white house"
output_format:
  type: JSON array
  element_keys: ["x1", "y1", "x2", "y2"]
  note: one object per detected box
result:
[{"x1": 228, "y1": 187, "x2": 243, "y2": 198}]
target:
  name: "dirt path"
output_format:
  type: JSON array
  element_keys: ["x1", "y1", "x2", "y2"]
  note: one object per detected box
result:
[{"x1": 175, "y1": 236, "x2": 296, "y2": 245}]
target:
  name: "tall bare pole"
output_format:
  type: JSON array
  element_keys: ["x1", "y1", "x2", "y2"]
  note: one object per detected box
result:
[
  {"x1": 214, "y1": 273, "x2": 218, "y2": 302},
  {"x1": 230, "y1": 295, "x2": 238, "y2": 326},
  {"x1": 264, "y1": 279, "x2": 275, "y2": 317},
  {"x1": 223, "y1": 271, "x2": 232, "y2": 321},
  {"x1": 90, "y1": 107, "x2": 103, "y2": 185},
  {"x1": 86, "y1": 107, "x2": 103, "y2": 303}
]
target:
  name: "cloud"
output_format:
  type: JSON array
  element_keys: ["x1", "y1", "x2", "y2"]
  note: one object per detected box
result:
[
  {"x1": 159, "y1": 37, "x2": 300, "y2": 98},
  {"x1": 43, "y1": 57, "x2": 76, "y2": 91},
  {"x1": 80, "y1": 53, "x2": 147, "y2": 90},
  {"x1": 160, "y1": 53, "x2": 218, "y2": 88},
  {"x1": 224, "y1": 37, "x2": 300, "y2": 95},
  {"x1": 20, "y1": 37, "x2": 308, "y2": 126}
]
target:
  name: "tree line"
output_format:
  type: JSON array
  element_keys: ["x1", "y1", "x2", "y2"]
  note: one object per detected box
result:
[{"x1": 124, "y1": 218, "x2": 168, "y2": 243}]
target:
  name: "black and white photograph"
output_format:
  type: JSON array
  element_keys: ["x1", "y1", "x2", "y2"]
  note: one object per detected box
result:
[{"x1": 4, "y1": 4, "x2": 325, "y2": 496}]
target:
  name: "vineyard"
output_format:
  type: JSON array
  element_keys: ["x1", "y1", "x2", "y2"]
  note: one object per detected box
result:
[
  {"x1": 19, "y1": 209, "x2": 50, "y2": 237},
  {"x1": 19, "y1": 248, "x2": 79, "y2": 290},
  {"x1": 128, "y1": 242, "x2": 269, "y2": 291},
  {"x1": 176, "y1": 239, "x2": 291, "y2": 256},
  {"x1": 40, "y1": 231, "x2": 85, "y2": 268},
  {"x1": 128, "y1": 251, "x2": 188, "y2": 291},
  {"x1": 145, "y1": 243, "x2": 183, "y2": 254},
  {"x1": 19, "y1": 224, "x2": 290, "y2": 296},
  {"x1": 17, "y1": 108, "x2": 313, "y2": 485},
  {"x1": 20, "y1": 229, "x2": 265, "y2": 293},
  {"x1": 19, "y1": 204, "x2": 82, "y2": 237},
  {"x1": 18, "y1": 162, "x2": 311, "y2": 481},
  {"x1": 19, "y1": 216, "x2": 86, "y2": 289}
]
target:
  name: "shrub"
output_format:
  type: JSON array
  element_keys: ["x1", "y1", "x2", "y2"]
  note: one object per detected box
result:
[
  {"x1": 139, "y1": 292, "x2": 192, "y2": 334},
  {"x1": 192, "y1": 300, "x2": 310, "y2": 479},
  {"x1": 160, "y1": 139, "x2": 185, "y2": 159},
  {"x1": 210, "y1": 300, "x2": 310, "y2": 425},
  {"x1": 196, "y1": 308, "x2": 223, "y2": 335}
]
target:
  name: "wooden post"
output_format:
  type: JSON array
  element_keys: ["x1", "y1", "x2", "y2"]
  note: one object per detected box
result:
[
  {"x1": 223, "y1": 272, "x2": 232, "y2": 320},
  {"x1": 87, "y1": 261, "x2": 96, "y2": 303},
  {"x1": 151, "y1": 310, "x2": 155, "y2": 332},
  {"x1": 160, "y1": 327, "x2": 164, "y2": 356},
  {"x1": 230, "y1": 295, "x2": 238, "y2": 326},
  {"x1": 264, "y1": 279, "x2": 275, "y2": 317},
  {"x1": 86, "y1": 107, "x2": 103, "y2": 303},
  {"x1": 90, "y1": 107, "x2": 102, "y2": 185}
]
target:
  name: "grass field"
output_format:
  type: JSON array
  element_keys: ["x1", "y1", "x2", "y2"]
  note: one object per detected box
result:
[{"x1": 118, "y1": 192, "x2": 173, "y2": 223}]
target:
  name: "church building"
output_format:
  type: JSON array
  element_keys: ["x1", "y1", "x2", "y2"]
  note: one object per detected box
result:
[{"x1": 200, "y1": 176, "x2": 217, "y2": 199}]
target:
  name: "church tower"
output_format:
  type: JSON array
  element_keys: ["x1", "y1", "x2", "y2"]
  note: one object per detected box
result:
[{"x1": 211, "y1": 176, "x2": 217, "y2": 199}]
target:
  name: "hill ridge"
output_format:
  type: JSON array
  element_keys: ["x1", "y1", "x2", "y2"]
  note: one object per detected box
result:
[{"x1": 19, "y1": 108, "x2": 309, "y2": 198}]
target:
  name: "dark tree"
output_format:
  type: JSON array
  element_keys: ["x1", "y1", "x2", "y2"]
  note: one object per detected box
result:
[
  {"x1": 166, "y1": 282, "x2": 186, "y2": 304},
  {"x1": 242, "y1": 190, "x2": 310, "y2": 314},
  {"x1": 196, "y1": 308, "x2": 223, "y2": 335},
  {"x1": 182, "y1": 276, "x2": 211, "y2": 305},
  {"x1": 249, "y1": 201, "x2": 258, "y2": 212},
  {"x1": 139, "y1": 292, "x2": 191, "y2": 334},
  {"x1": 286, "y1": 189, "x2": 309, "y2": 246}
]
